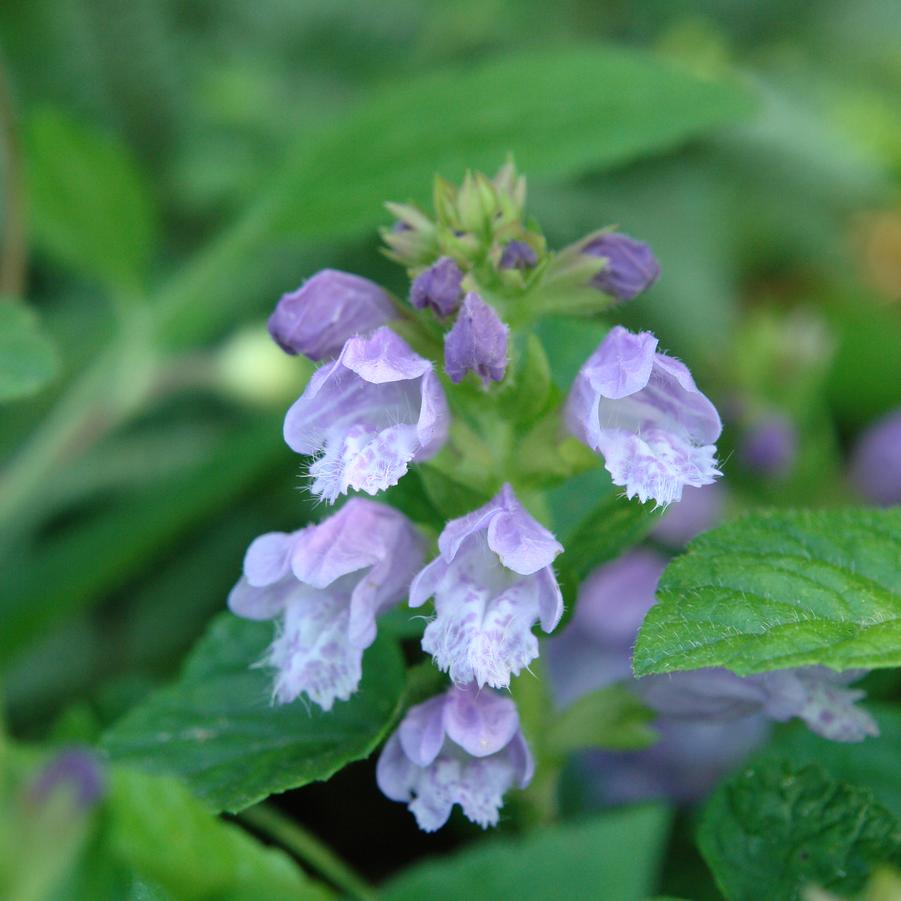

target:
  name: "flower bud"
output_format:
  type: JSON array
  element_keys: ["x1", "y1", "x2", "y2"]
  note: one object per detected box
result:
[
  {"x1": 499, "y1": 240, "x2": 537, "y2": 270},
  {"x1": 409, "y1": 257, "x2": 463, "y2": 317},
  {"x1": 444, "y1": 292, "x2": 509, "y2": 386},
  {"x1": 267, "y1": 269, "x2": 396, "y2": 361},
  {"x1": 583, "y1": 233, "x2": 660, "y2": 301}
]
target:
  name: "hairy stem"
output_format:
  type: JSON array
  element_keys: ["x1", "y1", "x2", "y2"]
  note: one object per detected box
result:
[{"x1": 238, "y1": 804, "x2": 376, "y2": 901}]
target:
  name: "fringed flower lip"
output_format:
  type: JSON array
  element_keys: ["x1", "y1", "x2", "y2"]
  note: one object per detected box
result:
[
  {"x1": 410, "y1": 483, "x2": 564, "y2": 690},
  {"x1": 566, "y1": 325, "x2": 722, "y2": 506},
  {"x1": 283, "y1": 326, "x2": 450, "y2": 503},
  {"x1": 228, "y1": 499, "x2": 424, "y2": 710},
  {"x1": 376, "y1": 683, "x2": 534, "y2": 832}
]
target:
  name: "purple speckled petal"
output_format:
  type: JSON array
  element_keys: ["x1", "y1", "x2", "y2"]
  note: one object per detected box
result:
[
  {"x1": 283, "y1": 328, "x2": 449, "y2": 502},
  {"x1": 267, "y1": 269, "x2": 396, "y2": 361},
  {"x1": 399, "y1": 695, "x2": 448, "y2": 767},
  {"x1": 443, "y1": 684, "x2": 520, "y2": 758}
]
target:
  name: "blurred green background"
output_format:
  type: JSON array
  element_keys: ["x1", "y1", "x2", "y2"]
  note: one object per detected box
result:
[{"x1": 1, "y1": 0, "x2": 900, "y2": 886}]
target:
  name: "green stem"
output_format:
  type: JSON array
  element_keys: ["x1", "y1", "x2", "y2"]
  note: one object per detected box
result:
[{"x1": 238, "y1": 804, "x2": 376, "y2": 901}]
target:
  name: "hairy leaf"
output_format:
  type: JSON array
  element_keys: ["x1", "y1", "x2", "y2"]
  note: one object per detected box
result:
[
  {"x1": 633, "y1": 508, "x2": 901, "y2": 677},
  {"x1": 102, "y1": 615, "x2": 405, "y2": 813}
]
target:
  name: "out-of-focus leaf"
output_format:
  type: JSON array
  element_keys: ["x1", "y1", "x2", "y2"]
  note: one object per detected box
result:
[
  {"x1": 698, "y1": 760, "x2": 901, "y2": 901},
  {"x1": 26, "y1": 107, "x2": 158, "y2": 295},
  {"x1": 633, "y1": 508, "x2": 901, "y2": 677},
  {"x1": 102, "y1": 615, "x2": 405, "y2": 814},
  {"x1": 382, "y1": 804, "x2": 671, "y2": 901},
  {"x1": 547, "y1": 685, "x2": 656, "y2": 755},
  {"x1": 274, "y1": 46, "x2": 753, "y2": 241},
  {"x1": 417, "y1": 463, "x2": 492, "y2": 520},
  {"x1": 0, "y1": 416, "x2": 287, "y2": 666},
  {"x1": 0, "y1": 300, "x2": 58, "y2": 401}
]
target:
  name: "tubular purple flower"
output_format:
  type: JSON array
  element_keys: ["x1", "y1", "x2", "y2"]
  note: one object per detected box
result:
[
  {"x1": 444, "y1": 292, "x2": 509, "y2": 386},
  {"x1": 283, "y1": 327, "x2": 450, "y2": 503},
  {"x1": 410, "y1": 256, "x2": 464, "y2": 317},
  {"x1": 228, "y1": 499, "x2": 424, "y2": 710},
  {"x1": 565, "y1": 326, "x2": 722, "y2": 506},
  {"x1": 410, "y1": 484, "x2": 563, "y2": 689},
  {"x1": 583, "y1": 233, "x2": 660, "y2": 301},
  {"x1": 499, "y1": 240, "x2": 537, "y2": 270},
  {"x1": 267, "y1": 269, "x2": 396, "y2": 361},
  {"x1": 740, "y1": 414, "x2": 797, "y2": 476},
  {"x1": 849, "y1": 408, "x2": 901, "y2": 506},
  {"x1": 376, "y1": 683, "x2": 534, "y2": 831}
]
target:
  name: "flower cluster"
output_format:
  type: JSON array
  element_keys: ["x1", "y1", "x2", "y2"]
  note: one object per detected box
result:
[{"x1": 227, "y1": 162, "x2": 877, "y2": 832}]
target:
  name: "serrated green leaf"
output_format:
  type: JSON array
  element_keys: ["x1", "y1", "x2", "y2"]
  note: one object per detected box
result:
[
  {"x1": 106, "y1": 768, "x2": 331, "y2": 900},
  {"x1": 382, "y1": 805, "x2": 671, "y2": 901},
  {"x1": 548, "y1": 685, "x2": 656, "y2": 755},
  {"x1": 26, "y1": 107, "x2": 158, "y2": 295},
  {"x1": 0, "y1": 301, "x2": 58, "y2": 402},
  {"x1": 274, "y1": 46, "x2": 753, "y2": 241},
  {"x1": 101, "y1": 615, "x2": 405, "y2": 813},
  {"x1": 698, "y1": 760, "x2": 901, "y2": 901},
  {"x1": 633, "y1": 508, "x2": 901, "y2": 677}
]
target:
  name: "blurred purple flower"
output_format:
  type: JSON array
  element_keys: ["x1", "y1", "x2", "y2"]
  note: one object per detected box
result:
[
  {"x1": 411, "y1": 484, "x2": 564, "y2": 689},
  {"x1": 268, "y1": 269, "x2": 396, "y2": 361},
  {"x1": 229, "y1": 499, "x2": 424, "y2": 709},
  {"x1": 651, "y1": 483, "x2": 726, "y2": 548},
  {"x1": 444, "y1": 293, "x2": 509, "y2": 386},
  {"x1": 376, "y1": 683, "x2": 534, "y2": 831},
  {"x1": 740, "y1": 414, "x2": 798, "y2": 476},
  {"x1": 410, "y1": 257, "x2": 464, "y2": 317},
  {"x1": 849, "y1": 408, "x2": 901, "y2": 506},
  {"x1": 30, "y1": 749, "x2": 105, "y2": 811},
  {"x1": 583, "y1": 233, "x2": 660, "y2": 301},
  {"x1": 283, "y1": 327, "x2": 449, "y2": 502},
  {"x1": 566, "y1": 326, "x2": 722, "y2": 506},
  {"x1": 499, "y1": 240, "x2": 537, "y2": 270}
]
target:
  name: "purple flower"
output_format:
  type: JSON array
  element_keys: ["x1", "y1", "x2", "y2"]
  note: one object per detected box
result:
[
  {"x1": 410, "y1": 484, "x2": 564, "y2": 689},
  {"x1": 228, "y1": 499, "x2": 424, "y2": 709},
  {"x1": 546, "y1": 549, "x2": 667, "y2": 707},
  {"x1": 651, "y1": 483, "x2": 726, "y2": 548},
  {"x1": 29, "y1": 749, "x2": 105, "y2": 811},
  {"x1": 376, "y1": 683, "x2": 534, "y2": 831},
  {"x1": 740, "y1": 414, "x2": 798, "y2": 476},
  {"x1": 638, "y1": 667, "x2": 879, "y2": 743},
  {"x1": 267, "y1": 269, "x2": 396, "y2": 361},
  {"x1": 444, "y1": 293, "x2": 509, "y2": 386},
  {"x1": 565, "y1": 326, "x2": 722, "y2": 506},
  {"x1": 410, "y1": 257, "x2": 464, "y2": 317},
  {"x1": 283, "y1": 327, "x2": 449, "y2": 502},
  {"x1": 499, "y1": 240, "x2": 537, "y2": 270},
  {"x1": 850, "y1": 408, "x2": 901, "y2": 506},
  {"x1": 583, "y1": 233, "x2": 660, "y2": 301}
]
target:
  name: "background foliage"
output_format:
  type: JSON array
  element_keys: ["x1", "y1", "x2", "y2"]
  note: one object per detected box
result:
[{"x1": 1, "y1": 1, "x2": 900, "y2": 898}]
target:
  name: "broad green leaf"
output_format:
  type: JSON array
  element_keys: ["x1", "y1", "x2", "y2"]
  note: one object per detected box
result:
[
  {"x1": 26, "y1": 108, "x2": 158, "y2": 295},
  {"x1": 0, "y1": 301, "x2": 58, "y2": 401},
  {"x1": 102, "y1": 615, "x2": 405, "y2": 813},
  {"x1": 105, "y1": 768, "x2": 330, "y2": 900},
  {"x1": 698, "y1": 760, "x2": 901, "y2": 901},
  {"x1": 274, "y1": 47, "x2": 752, "y2": 242},
  {"x1": 382, "y1": 805, "x2": 671, "y2": 901},
  {"x1": 633, "y1": 508, "x2": 901, "y2": 677},
  {"x1": 764, "y1": 703, "x2": 901, "y2": 820},
  {"x1": 547, "y1": 685, "x2": 656, "y2": 755}
]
